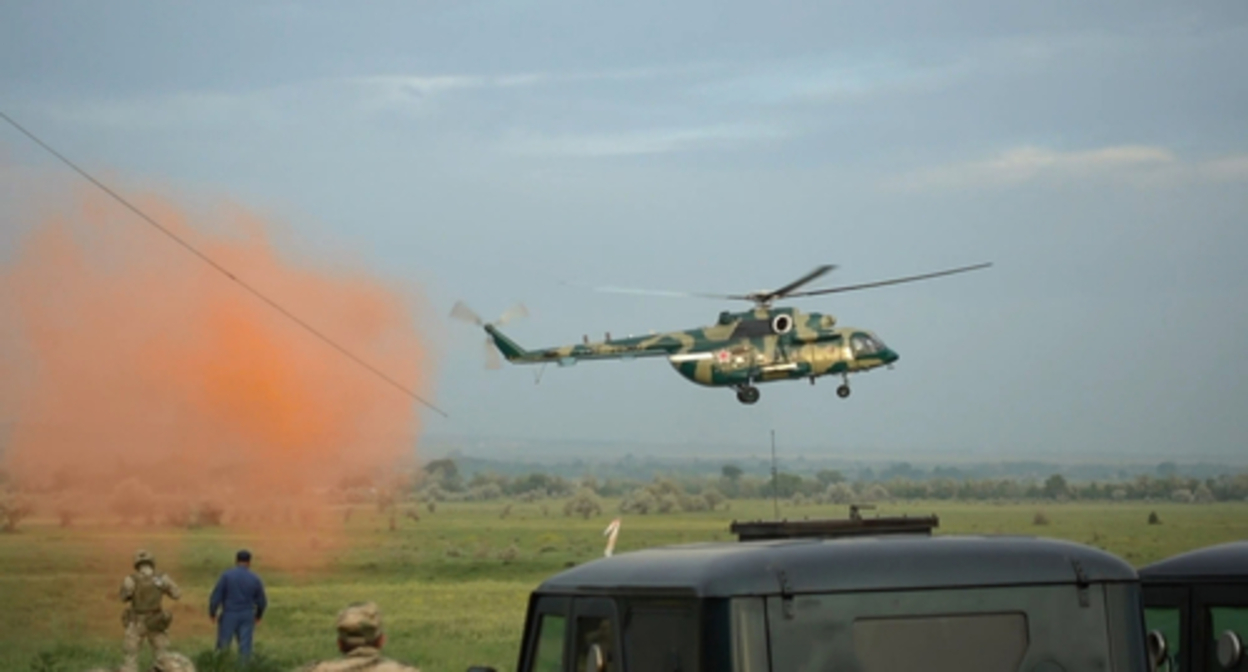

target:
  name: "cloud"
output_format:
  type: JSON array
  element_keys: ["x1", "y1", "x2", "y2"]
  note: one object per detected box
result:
[
  {"x1": 21, "y1": 63, "x2": 716, "y2": 131},
  {"x1": 700, "y1": 59, "x2": 963, "y2": 106},
  {"x1": 499, "y1": 123, "x2": 789, "y2": 158},
  {"x1": 891, "y1": 145, "x2": 1248, "y2": 191},
  {"x1": 349, "y1": 64, "x2": 716, "y2": 111}
]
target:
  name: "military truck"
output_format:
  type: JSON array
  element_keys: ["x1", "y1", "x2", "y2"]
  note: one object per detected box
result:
[
  {"x1": 470, "y1": 511, "x2": 1149, "y2": 672},
  {"x1": 1141, "y1": 541, "x2": 1248, "y2": 672}
]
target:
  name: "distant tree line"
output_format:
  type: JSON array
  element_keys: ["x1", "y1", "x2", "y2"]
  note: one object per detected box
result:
[{"x1": 408, "y1": 459, "x2": 1248, "y2": 511}]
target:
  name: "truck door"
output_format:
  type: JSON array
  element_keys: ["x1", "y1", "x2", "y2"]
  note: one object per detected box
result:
[
  {"x1": 571, "y1": 597, "x2": 622, "y2": 672},
  {"x1": 1144, "y1": 585, "x2": 1190, "y2": 672},
  {"x1": 1194, "y1": 584, "x2": 1248, "y2": 672}
]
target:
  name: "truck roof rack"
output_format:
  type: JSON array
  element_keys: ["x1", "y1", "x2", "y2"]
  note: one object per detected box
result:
[{"x1": 730, "y1": 505, "x2": 939, "y2": 542}]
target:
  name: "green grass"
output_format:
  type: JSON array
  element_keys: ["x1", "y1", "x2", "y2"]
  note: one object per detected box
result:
[{"x1": 1, "y1": 499, "x2": 1245, "y2": 671}]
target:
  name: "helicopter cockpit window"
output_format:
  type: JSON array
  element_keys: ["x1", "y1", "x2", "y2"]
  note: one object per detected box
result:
[{"x1": 851, "y1": 333, "x2": 882, "y2": 356}]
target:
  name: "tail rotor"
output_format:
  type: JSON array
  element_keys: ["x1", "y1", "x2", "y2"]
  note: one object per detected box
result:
[{"x1": 449, "y1": 301, "x2": 528, "y2": 369}]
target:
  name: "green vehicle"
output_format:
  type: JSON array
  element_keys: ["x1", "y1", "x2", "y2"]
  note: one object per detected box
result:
[
  {"x1": 1141, "y1": 541, "x2": 1248, "y2": 672},
  {"x1": 470, "y1": 514, "x2": 1148, "y2": 672}
]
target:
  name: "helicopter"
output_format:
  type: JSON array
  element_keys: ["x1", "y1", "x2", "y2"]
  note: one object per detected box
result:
[{"x1": 451, "y1": 262, "x2": 991, "y2": 405}]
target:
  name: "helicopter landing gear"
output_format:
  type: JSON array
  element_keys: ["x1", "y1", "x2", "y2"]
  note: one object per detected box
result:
[
  {"x1": 836, "y1": 374, "x2": 851, "y2": 399},
  {"x1": 736, "y1": 385, "x2": 760, "y2": 405}
]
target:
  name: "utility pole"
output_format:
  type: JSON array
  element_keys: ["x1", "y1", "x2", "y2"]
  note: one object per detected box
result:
[{"x1": 770, "y1": 429, "x2": 779, "y2": 519}]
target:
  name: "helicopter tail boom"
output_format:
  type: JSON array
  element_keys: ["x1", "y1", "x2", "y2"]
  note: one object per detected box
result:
[{"x1": 484, "y1": 324, "x2": 531, "y2": 363}]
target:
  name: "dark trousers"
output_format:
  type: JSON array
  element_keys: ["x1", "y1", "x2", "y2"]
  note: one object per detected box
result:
[{"x1": 216, "y1": 611, "x2": 256, "y2": 660}]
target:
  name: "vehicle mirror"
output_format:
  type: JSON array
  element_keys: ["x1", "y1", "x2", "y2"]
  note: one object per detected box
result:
[
  {"x1": 1147, "y1": 630, "x2": 1169, "y2": 671},
  {"x1": 1219, "y1": 630, "x2": 1244, "y2": 670},
  {"x1": 586, "y1": 643, "x2": 606, "y2": 672}
]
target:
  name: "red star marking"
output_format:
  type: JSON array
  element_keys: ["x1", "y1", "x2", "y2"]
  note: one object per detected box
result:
[{"x1": 716, "y1": 350, "x2": 730, "y2": 363}]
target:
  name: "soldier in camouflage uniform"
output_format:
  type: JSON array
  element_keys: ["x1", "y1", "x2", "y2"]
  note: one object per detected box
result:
[
  {"x1": 296, "y1": 602, "x2": 421, "y2": 671},
  {"x1": 120, "y1": 550, "x2": 183, "y2": 672}
]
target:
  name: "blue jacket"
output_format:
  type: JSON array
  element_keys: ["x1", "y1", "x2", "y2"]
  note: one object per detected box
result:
[{"x1": 209, "y1": 565, "x2": 267, "y2": 619}]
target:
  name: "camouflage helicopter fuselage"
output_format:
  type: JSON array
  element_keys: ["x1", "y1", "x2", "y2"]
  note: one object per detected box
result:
[{"x1": 484, "y1": 306, "x2": 898, "y2": 400}]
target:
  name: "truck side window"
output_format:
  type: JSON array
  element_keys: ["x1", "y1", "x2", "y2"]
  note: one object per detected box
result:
[
  {"x1": 1210, "y1": 607, "x2": 1248, "y2": 671},
  {"x1": 1145, "y1": 607, "x2": 1181, "y2": 671},
  {"x1": 575, "y1": 616, "x2": 616, "y2": 672},
  {"x1": 853, "y1": 612, "x2": 1029, "y2": 672},
  {"x1": 530, "y1": 614, "x2": 567, "y2": 672}
]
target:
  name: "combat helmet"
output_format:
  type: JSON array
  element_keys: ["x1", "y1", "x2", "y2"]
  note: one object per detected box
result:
[
  {"x1": 336, "y1": 602, "x2": 384, "y2": 648},
  {"x1": 134, "y1": 549, "x2": 156, "y2": 569}
]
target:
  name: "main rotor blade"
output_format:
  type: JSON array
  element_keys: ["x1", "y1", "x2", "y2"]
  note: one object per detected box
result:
[
  {"x1": 449, "y1": 301, "x2": 484, "y2": 326},
  {"x1": 569, "y1": 281, "x2": 732, "y2": 300},
  {"x1": 786, "y1": 262, "x2": 993, "y2": 298},
  {"x1": 730, "y1": 264, "x2": 837, "y2": 303}
]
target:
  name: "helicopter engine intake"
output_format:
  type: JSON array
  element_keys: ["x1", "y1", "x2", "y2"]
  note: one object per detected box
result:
[{"x1": 771, "y1": 313, "x2": 793, "y2": 335}]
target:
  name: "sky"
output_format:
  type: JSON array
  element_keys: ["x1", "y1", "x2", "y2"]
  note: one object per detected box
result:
[{"x1": 1, "y1": 1, "x2": 1246, "y2": 461}]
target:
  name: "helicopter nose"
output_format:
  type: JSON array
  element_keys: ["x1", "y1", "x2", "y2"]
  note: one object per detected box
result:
[{"x1": 883, "y1": 348, "x2": 900, "y2": 364}]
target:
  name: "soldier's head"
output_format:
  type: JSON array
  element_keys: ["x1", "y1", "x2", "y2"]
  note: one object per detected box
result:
[
  {"x1": 151, "y1": 651, "x2": 196, "y2": 672},
  {"x1": 235, "y1": 549, "x2": 251, "y2": 567},
  {"x1": 134, "y1": 549, "x2": 156, "y2": 570},
  {"x1": 335, "y1": 602, "x2": 386, "y2": 653}
]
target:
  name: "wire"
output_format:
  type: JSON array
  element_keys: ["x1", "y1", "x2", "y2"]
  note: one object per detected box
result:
[{"x1": 0, "y1": 110, "x2": 448, "y2": 418}]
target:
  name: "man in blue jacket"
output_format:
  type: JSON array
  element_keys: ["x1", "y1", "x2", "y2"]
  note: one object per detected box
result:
[{"x1": 209, "y1": 549, "x2": 267, "y2": 662}]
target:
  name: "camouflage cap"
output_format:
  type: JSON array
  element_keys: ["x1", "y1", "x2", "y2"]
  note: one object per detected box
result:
[
  {"x1": 152, "y1": 651, "x2": 196, "y2": 672},
  {"x1": 134, "y1": 549, "x2": 156, "y2": 568},
  {"x1": 335, "y1": 602, "x2": 384, "y2": 647}
]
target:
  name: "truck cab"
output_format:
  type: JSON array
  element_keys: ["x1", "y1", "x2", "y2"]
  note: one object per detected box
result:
[{"x1": 485, "y1": 515, "x2": 1148, "y2": 672}]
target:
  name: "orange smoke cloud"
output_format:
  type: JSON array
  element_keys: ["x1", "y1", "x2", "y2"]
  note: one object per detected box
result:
[{"x1": 0, "y1": 180, "x2": 431, "y2": 565}]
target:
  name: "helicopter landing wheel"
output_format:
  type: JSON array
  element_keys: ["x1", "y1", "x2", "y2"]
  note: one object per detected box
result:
[
  {"x1": 836, "y1": 384, "x2": 851, "y2": 399},
  {"x1": 736, "y1": 385, "x2": 761, "y2": 405}
]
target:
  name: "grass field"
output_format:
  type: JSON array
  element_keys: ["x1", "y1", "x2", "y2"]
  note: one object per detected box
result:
[{"x1": 1, "y1": 499, "x2": 1245, "y2": 671}]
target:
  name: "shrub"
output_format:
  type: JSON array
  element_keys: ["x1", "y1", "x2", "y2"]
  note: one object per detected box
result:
[
  {"x1": 196, "y1": 501, "x2": 225, "y2": 527},
  {"x1": 1033, "y1": 511, "x2": 1050, "y2": 526},
  {"x1": 1171, "y1": 489, "x2": 1194, "y2": 503},
  {"x1": 823, "y1": 483, "x2": 855, "y2": 505},
  {"x1": 564, "y1": 488, "x2": 603, "y2": 519},
  {"x1": 620, "y1": 490, "x2": 656, "y2": 515},
  {"x1": 0, "y1": 495, "x2": 33, "y2": 533},
  {"x1": 109, "y1": 479, "x2": 156, "y2": 524},
  {"x1": 863, "y1": 484, "x2": 891, "y2": 502}
]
